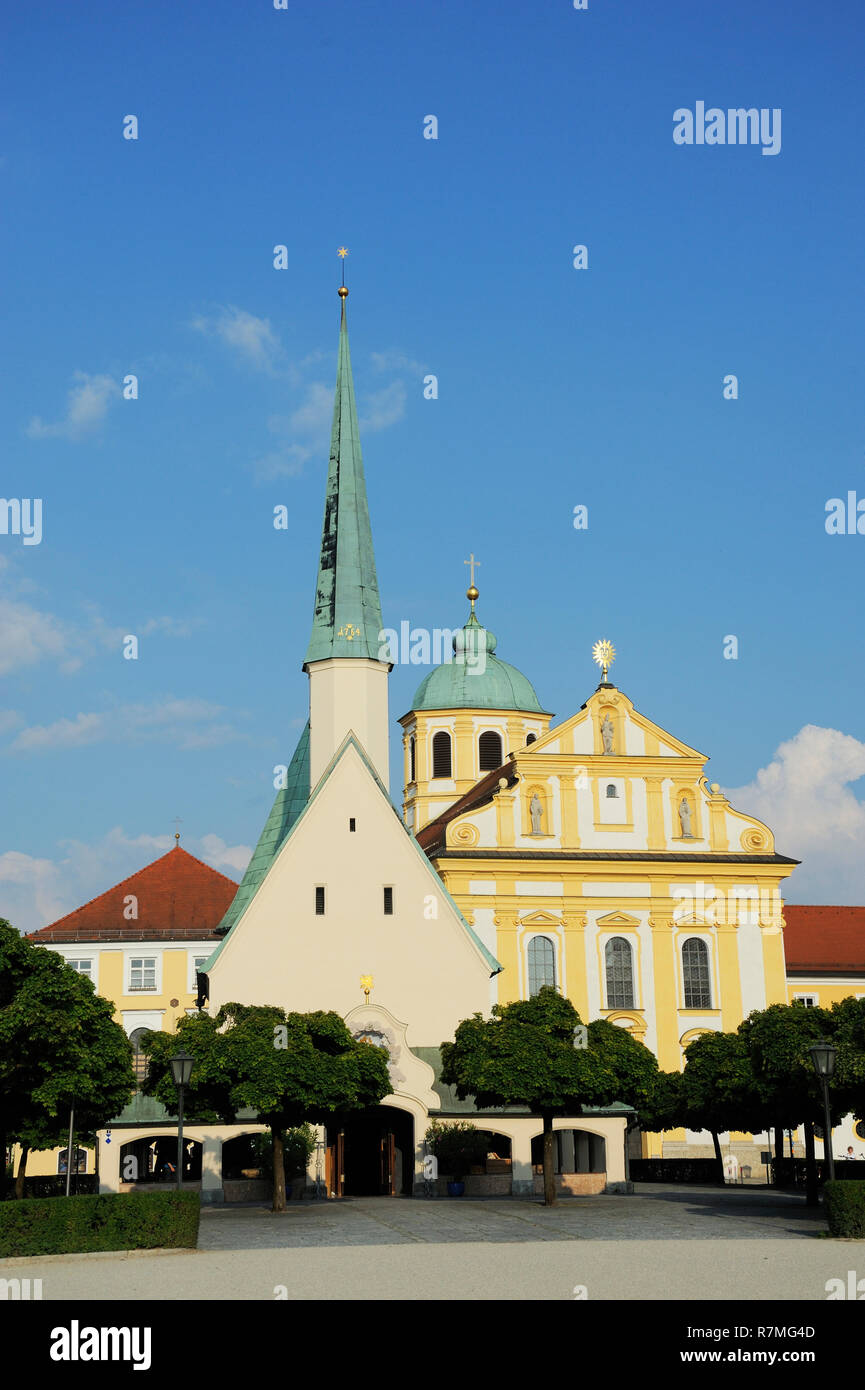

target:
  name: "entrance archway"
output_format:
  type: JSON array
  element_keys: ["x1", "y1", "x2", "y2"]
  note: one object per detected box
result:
[{"x1": 325, "y1": 1106, "x2": 414, "y2": 1197}]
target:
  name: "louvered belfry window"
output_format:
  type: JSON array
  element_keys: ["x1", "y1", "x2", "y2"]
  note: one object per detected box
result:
[
  {"x1": 478, "y1": 730, "x2": 503, "y2": 771},
  {"x1": 432, "y1": 731, "x2": 452, "y2": 778},
  {"x1": 682, "y1": 937, "x2": 712, "y2": 1008},
  {"x1": 605, "y1": 937, "x2": 635, "y2": 1009}
]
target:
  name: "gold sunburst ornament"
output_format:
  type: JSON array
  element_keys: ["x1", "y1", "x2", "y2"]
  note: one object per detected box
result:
[{"x1": 592, "y1": 639, "x2": 616, "y2": 683}]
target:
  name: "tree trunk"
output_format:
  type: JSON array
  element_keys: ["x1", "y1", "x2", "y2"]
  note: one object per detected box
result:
[
  {"x1": 710, "y1": 1131, "x2": 724, "y2": 1185},
  {"x1": 542, "y1": 1112, "x2": 556, "y2": 1207},
  {"x1": 774, "y1": 1126, "x2": 784, "y2": 1164},
  {"x1": 271, "y1": 1127, "x2": 286, "y2": 1213},
  {"x1": 0, "y1": 1128, "x2": 8, "y2": 1201},
  {"x1": 803, "y1": 1121, "x2": 819, "y2": 1206},
  {"x1": 14, "y1": 1144, "x2": 29, "y2": 1200}
]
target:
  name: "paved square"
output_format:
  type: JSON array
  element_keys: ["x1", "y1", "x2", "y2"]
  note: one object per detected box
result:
[{"x1": 1, "y1": 1186, "x2": 852, "y2": 1301}]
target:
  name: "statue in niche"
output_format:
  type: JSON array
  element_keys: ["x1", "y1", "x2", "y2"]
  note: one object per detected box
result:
[
  {"x1": 678, "y1": 796, "x2": 693, "y2": 838},
  {"x1": 530, "y1": 793, "x2": 544, "y2": 834},
  {"x1": 601, "y1": 714, "x2": 614, "y2": 755}
]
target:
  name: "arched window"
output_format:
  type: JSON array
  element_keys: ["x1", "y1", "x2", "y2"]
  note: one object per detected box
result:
[
  {"x1": 409, "y1": 735, "x2": 416, "y2": 783},
  {"x1": 478, "y1": 730, "x2": 503, "y2": 771},
  {"x1": 682, "y1": 937, "x2": 712, "y2": 1009},
  {"x1": 129, "y1": 1027, "x2": 150, "y2": 1084},
  {"x1": 432, "y1": 731, "x2": 452, "y2": 778},
  {"x1": 605, "y1": 937, "x2": 635, "y2": 1009},
  {"x1": 606, "y1": 783, "x2": 617, "y2": 798},
  {"x1": 527, "y1": 936, "x2": 556, "y2": 995},
  {"x1": 526, "y1": 733, "x2": 537, "y2": 745}
]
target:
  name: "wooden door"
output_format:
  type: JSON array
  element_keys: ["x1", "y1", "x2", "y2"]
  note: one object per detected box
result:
[
  {"x1": 326, "y1": 1130, "x2": 345, "y2": 1197},
  {"x1": 381, "y1": 1130, "x2": 395, "y2": 1195}
]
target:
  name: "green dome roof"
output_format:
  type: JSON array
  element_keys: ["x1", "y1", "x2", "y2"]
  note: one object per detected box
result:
[{"x1": 411, "y1": 612, "x2": 545, "y2": 713}]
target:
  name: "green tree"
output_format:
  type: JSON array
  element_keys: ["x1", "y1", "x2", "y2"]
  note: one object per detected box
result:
[
  {"x1": 636, "y1": 1069, "x2": 686, "y2": 1135},
  {"x1": 827, "y1": 996, "x2": 865, "y2": 1125},
  {"x1": 0, "y1": 920, "x2": 135, "y2": 1199},
  {"x1": 680, "y1": 1029, "x2": 766, "y2": 1181},
  {"x1": 440, "y1": 987, "x2": 657, "y2": 1206},
  {"x1": 424, "y1": 1120, "x2": 490, "y2": 1181},
  {"x1": 739, "y1": 1001, "x2": 837, "y2": 1204},
  {"x1": 142, "y1": 1003, "x2": 392, "y2": 1212}
]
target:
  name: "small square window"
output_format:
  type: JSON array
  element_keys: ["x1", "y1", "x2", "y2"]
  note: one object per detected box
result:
[
  {"x1": 349, "y1": 818, "x2": 356, "y2": 832},
  {"x1": 383, "y1": 886, "x2": 393, "y2": 915},
  {"x1": 315, "y1": 886, "x2": 325, "y2": 915}
]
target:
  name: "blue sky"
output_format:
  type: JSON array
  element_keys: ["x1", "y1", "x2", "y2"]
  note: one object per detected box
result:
[{"x1": 2, "y1": 0, "x2": 864, "y2": 928}]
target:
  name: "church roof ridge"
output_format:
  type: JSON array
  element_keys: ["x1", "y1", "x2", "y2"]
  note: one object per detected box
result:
[
  {"x1": 204, "y1": 729, "x2": 502, "y2": 978},
  {"x1": 214, "y1": 722, "x2": 311, "y2": 939}
]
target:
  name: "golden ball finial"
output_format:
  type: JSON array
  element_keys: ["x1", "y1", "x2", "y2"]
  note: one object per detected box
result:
[
  {"x1": 338, "y1": 285, "x2": 348, "y2": 299},
  {"x1": 466, "y1": 585, "x2": 479, "y2": 603}
]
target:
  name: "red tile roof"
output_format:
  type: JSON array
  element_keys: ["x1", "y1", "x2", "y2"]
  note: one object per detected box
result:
[
  {"x1": 783, "y1": 905, "x2": 865, "y2": 975},
  {"x1": 28, "y1": 846, "x2": 239, "y2": 944}
]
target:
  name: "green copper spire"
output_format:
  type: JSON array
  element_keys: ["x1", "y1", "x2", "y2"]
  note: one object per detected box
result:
[{"x1": 303, "y1": 291, "x2": 385, "y2": 667}]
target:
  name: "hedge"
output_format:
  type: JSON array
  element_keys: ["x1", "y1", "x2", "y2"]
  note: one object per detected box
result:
[
  {"x1": 21, "y1": 1176, "x2": 99, "y2": 1200},
  {"x1": 630, "y1": 1158, "x2": 722, "y2": 1184},
  {"x1": 823, "y1": 1181, "x2": 865, "y2": 1239},
  {"x1": 773, "y1": 1159, "x2": 865, "y2": 1188},
  {"x1": 0, "y1": 1190, "x2": 200, "y2": 1258}
]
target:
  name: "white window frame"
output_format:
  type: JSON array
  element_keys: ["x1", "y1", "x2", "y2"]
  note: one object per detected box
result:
[
  {"x1": 792, "y1": 993, "x2": 818, "y2": 1008},
  {"x1": 125, "y1": 951, "x2": 160, "y2": 995},
  {"x1": 188, "y1": 951, "x2": 212, "y2": 993},
  {"x1": 67, "y1": 957, "x2": 94, "y2": 981}
]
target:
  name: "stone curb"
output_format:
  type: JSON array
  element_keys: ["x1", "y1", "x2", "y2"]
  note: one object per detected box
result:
[{"x1": 0, "y1": 1246, "x2": 196, "y2": 1267}]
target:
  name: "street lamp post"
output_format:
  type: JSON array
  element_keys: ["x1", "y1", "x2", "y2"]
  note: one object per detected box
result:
[
  {"x1": 809, "y1": 1040, "x2": 836, "y2": 1185},
  {"x1": 169, "y1": 1050, "x2": 194, "y2": 1193}
]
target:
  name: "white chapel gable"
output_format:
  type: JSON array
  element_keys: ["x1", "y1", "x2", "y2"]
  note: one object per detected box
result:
[{"x1": 207, "y1": 738, "x2": 496, "y2": 1046}]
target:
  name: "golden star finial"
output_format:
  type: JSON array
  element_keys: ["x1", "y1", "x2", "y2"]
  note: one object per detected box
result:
[
  {"x1": 360, "y1": 974, "x2": 373, "y2": 1002},
  {"x1": 592, "y1": 639, "x2": 616, "y2": 683},
  {"x1": 337, "y1": 247, "x2": 349, "y2": 299}
]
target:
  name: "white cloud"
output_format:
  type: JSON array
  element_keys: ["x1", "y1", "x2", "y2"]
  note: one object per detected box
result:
[
  {"x1": 26, "y1": 371, "x2": 118, "y2": 440},
  {"x1": 724, "y1": 724, "x2": 865, "y2": 903},
  {"x1": 0, "y1": 850, "x2": 67, "y2": 931},
  {"x1": 360, "y1": 380, "x2": 406, "y2": 433},
  {"x1": 5, "y1": 696, "x2": 244, "y2": 754},
  {"x1": 0, "y1": 826, "x2": 242, "y2": 936},
  {"x1": 0, "y1": 579, "x2": 199, "y2": 676},
  {"x1": 199, "y1": 834, "x2": 252, "y2": 875},
  {"x1": 191, "y1": 306, "x2": 282, "y2": 372},
  {"x1": 0, "y1": 597, "x2": 69, "y2": 674},
  {"x1": 289, "y1": 382, "x2": 333, "y2": 436},
  {"x1": 370, "y1": 350, "x2": 425, "y2": 374}
]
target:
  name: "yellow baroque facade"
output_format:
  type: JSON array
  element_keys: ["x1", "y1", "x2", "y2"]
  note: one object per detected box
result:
[{"x1": 412, "y1": 663, "x2": 798, "y2": 1154}]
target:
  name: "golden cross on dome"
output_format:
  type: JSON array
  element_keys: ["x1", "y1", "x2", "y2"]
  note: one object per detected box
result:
[{"x1": 464, "y1": 553, "x2": 481, "y2": 611}]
